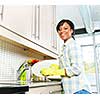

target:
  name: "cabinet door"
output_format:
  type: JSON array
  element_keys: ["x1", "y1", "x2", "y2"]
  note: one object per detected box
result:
[
  {"x1": 0, "y1": 5, "x2": 33, "y2": 39},
  {"x1": 39, "y1": 5, "x2": 58, "y2": 54},
  {"x1": 51, "y1": 6, "x2": 58, "y2": 53}
]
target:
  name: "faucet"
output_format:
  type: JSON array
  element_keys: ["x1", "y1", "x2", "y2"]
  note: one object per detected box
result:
[{"x1": 17, "y1": 61, "x2": 29, "y2": 81}]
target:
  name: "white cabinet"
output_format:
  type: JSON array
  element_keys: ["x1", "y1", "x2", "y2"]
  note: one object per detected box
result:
[
  {"x1": 31, "y1": 5, "x2": 58, "y2": 54},
  {"x1": 0, "y1": 5, "x2": 33, "y2": 39},
  {"x1": 0, "y1": 5, "x2": 59, "y2": 58},
  {"x1": 39, "y1": 6, "x2": 57, "y2": 52}
]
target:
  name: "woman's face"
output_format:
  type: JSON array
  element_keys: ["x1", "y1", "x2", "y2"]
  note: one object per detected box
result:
[{"x1": 58, "y1": 22, "x2": 73, "y2": 42}]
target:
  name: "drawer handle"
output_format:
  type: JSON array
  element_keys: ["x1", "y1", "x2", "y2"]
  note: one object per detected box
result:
[{"x1": 49, "y1": 90, "x2": 62, "y2": 94}]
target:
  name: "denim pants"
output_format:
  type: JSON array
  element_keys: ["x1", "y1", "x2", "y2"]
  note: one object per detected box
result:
[{"x1": 74, "y1": 89, "x2": 91, "y2": 94}]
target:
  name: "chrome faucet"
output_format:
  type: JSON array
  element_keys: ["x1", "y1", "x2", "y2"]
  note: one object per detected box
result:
[{"x1": 17, "y1": 61, "x2": 29, "y2": 80}]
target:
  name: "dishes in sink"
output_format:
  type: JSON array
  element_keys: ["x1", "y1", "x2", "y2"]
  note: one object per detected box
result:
[{"x1": 31, "y1": 59, "x2": 59, "y2": 77}]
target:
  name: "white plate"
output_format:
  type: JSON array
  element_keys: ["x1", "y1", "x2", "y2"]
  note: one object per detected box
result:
[{"x1": 31, "y1": 59, "x2": 59, "y2": 77}]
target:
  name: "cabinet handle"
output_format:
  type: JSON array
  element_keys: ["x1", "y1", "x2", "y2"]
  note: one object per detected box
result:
[
  {"x1": 31, "y1": 5, "x2": 36, "y2": 38},
  {"x1": 51, "y1": 6, "x2": 57, "y2": 50},
  {"x1": 34, "y1": 5, "x2": 40, "y2": 40},
  {"x1": 35, "y1": 5, "x2": 40, "y2": 40},
  {"x1": 32, "y1": 5, "x2": 37, "y2": 38},
  {"x1": 37, "y1": 5, "x2": 40, "y2": 40},
  {"x1": 0, "y1": 5, "x2": 4, "y2": 20}
]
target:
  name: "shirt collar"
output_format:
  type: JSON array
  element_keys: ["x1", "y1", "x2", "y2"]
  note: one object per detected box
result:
[{"x1": 63, "y1": 38, "x2": 74, "y2": 46}]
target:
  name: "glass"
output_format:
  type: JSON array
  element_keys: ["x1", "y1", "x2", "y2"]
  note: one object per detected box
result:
[{"x1": 76, "y1": 35, "x2": 96, "y2": 93}]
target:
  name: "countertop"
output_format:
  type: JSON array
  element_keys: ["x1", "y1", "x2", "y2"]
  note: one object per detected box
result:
[
  {"x1": 0, "y1": 80, "x2": 61, "y2": 94},
  {"x1": 0, "y1": 81, "x2": 29, "y2": 94},
  {"x1": 29, "y1": 81, "x2": 62, "y2": 88}
]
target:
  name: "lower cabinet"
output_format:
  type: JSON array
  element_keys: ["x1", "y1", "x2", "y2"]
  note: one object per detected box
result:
[{"x1": 27, "y1": 84, "x2": 62, "y2": 94}]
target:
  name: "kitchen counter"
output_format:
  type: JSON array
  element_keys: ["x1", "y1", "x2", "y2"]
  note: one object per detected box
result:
[
  {"x1": 0, "y1": 80, "x2": 62, "y2": 94},
  {"x1": 27, "y1": 81, "x2": 62, "y2": 94},
  {"x1": 29, "y1": 81, "x2": 62, "y2": 88},
  {"x1": 0, "y1": 81, "x2": 29, "y2": 94}
]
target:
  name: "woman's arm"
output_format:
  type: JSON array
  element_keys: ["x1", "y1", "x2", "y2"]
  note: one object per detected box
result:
[{"x1": 65, "y1": 42, "x2": 83, "y2": 77}]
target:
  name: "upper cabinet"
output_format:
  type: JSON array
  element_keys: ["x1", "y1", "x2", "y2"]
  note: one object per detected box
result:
[
  {"x1": 0, "y1": 5, "x2": 33, "y2": 39},
  {"x1": 31, "y1": 5, "x2": 58, "y2": 55},
  {"x1": 35, "y1": 5, "x2": 58, "y2": 53},
  {"x1": 0, "y1": 5, "x2": 58, "y2": 58}
]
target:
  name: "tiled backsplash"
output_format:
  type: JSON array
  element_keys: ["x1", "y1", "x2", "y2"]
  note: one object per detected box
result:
[{"x1": 0, "y1": 39, "x2": 44, "y2": 81}]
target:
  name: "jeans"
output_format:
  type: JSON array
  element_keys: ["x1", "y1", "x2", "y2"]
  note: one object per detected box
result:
[{"x1": 74, "y1": 89, "x2": 91, "y2": 94}]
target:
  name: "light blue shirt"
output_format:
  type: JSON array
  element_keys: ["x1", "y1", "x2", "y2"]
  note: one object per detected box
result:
[{"x1": 59, "y1": 38, "x2": 91, "y2": 94}]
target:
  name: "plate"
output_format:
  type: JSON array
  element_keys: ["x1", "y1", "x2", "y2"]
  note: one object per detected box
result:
[{"x1": 31, "y1": 59, "x2": 59, "y2": 77}]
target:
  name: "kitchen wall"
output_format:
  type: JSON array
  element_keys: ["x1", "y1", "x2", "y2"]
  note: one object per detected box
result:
[{"x1": 0, "y1": 38, "x2": 44, "y2": 81}]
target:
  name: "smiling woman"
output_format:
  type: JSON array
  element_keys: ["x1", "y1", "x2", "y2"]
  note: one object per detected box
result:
[
  {"x1": 56, "y1": 19, "x2": 75, "y2": 42},
  {"x1": 55, "y1": 19, "x2": 92, "y2": 94}
]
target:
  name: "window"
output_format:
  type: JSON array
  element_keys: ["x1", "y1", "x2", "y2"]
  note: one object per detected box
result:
[{"x1": 76, "y1": 35, "x2": 96, "y2": 89}]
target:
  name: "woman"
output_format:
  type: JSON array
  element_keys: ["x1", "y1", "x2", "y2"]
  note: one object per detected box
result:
[{"x1": 56, "y1": 19, "x2": 91, "y2": 94}]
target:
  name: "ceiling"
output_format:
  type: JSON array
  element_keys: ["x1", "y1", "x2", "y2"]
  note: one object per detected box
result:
[
  {"x1": 56, "y1": 5, "x2": 100, "y2": 35},
  {"x1": 90, "y1": 5, "x2": 100, "y2": 21}
]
